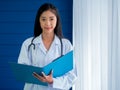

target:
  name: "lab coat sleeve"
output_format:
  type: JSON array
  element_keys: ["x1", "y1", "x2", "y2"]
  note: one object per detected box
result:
[
  {"x1": 18, "y1": 38, "x2": 32, "y2": 65},
  {"x1": 49, "y1": 39, "x2": 77, "y2": 89}
]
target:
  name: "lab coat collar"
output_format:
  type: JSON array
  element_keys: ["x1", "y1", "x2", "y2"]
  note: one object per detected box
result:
[{"x1": 33, "y1": 34, "x2": 60, "y2": 45}]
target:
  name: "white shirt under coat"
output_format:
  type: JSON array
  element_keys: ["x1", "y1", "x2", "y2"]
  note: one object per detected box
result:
[{"x1": 18, "y1": 34, "x2": 77, "y2": 90}]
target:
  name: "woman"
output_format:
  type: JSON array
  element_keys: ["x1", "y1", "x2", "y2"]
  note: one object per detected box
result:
[{"x1": 18, "y1": 3, "x2": 77, "y2": 90}]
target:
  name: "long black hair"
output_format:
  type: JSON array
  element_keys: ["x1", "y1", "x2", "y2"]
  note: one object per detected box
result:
[{"x1": 34, "y1": 3, "x2": 63, "y2": 38}]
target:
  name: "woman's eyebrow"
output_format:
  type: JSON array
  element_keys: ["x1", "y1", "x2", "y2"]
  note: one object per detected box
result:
[
  {"x1": 40, "y1": 16, "x2": 55, "y2": 19},
  {"x1": 41, "y1": 16, "x2": 46, "y2": 18},
  {"x1": 49, "y1": 16, "x2": 56, "y2": 19}
]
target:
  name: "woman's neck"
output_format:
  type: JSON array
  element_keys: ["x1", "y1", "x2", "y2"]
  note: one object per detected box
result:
[
  {"x1": 41, "y1": 33, "x2": 55, "y2": 51},
  {"x1": 42, "y1": 33, "x2": 55, "y2": 41}
]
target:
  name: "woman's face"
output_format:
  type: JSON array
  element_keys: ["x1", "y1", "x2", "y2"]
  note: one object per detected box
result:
[{"x1": 39, "y1": 10, "x2": 57, "y2": 34}]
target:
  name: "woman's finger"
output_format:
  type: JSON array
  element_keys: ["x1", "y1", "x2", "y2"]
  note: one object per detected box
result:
[
  {"x1": 33, "y1": 72, "x2": 45, "y2": 82},
  {"x1": 41, "y1": 72, "x2": 46, "y2": 78}
]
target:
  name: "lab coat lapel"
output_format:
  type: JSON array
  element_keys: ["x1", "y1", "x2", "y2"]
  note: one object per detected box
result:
[{"x1": 44, "y1": 36, "x2": 60, "y2": 64}]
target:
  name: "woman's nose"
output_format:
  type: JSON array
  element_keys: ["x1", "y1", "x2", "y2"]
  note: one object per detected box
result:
[{"x1": 45, "y1": 20, "x2": 51, "y2": 26}]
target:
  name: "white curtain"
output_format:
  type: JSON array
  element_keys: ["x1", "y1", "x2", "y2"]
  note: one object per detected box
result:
[{"x1": 73, "y1": 0, "x2": 120, "y2": 90}]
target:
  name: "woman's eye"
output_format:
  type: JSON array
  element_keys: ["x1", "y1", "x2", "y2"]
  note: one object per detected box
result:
[
  {"x1": 42, "y1": 19, "x2": 46, "y2": 21},
  {"x1": 50, "y1": 18, "x2": 54, "y2": 21}
]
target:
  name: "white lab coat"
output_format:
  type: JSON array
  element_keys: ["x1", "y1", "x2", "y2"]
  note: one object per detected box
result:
[{"x1": 18, "y1": 34, "x2": 77, "y2": 90}]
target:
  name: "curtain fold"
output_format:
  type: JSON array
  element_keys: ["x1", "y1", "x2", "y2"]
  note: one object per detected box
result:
[{"x1": 73, "y1": 0, "x2": 120, "y2": 90}]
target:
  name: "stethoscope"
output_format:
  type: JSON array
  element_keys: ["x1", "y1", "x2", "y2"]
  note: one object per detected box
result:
[{"x1": 28, "y1": 37, "x2": 63, "y2": 56}]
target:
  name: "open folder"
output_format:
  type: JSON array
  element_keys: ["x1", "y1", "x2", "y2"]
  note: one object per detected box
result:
[{"x1": 9, "y1": 50, "x2": 73, "y2": 86}]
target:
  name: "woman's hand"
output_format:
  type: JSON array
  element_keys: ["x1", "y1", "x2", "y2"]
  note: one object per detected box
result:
[{"x1": 33, "y1": 70, "x2": 53, "y2": 84}]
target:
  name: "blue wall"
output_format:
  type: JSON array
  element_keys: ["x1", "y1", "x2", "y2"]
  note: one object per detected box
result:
[{"x1": 0, "y1": 0, "x2": 72, "y2": 90}]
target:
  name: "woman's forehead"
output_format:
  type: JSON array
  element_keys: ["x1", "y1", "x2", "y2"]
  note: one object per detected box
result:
[{"x1": 40, "y1": 10, "x2": 56, "y2": 17}]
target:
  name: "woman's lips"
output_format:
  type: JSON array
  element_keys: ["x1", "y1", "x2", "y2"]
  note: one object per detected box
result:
[{"x1": 44, "y1": 27, "x2": 52, "y2": 30}]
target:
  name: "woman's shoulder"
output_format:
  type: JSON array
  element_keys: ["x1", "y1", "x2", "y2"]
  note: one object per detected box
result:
[
  {"x1": 61, "y1": 38, "x2": 73, "y2": 54},
  {"x1": 61, "y1": 38, "x2": 73, "y2": 49},
  {"x1": 61, "y1": 38, "x2": 72, "y2": 45},
  {"x1": 22, "y1": 37, "x2": 34, "y2": 45}
]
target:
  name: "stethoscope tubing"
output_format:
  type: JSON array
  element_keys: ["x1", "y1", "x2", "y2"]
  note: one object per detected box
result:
[{"x1": 28, "y1": 37, "x2": 63, "y2": 56}]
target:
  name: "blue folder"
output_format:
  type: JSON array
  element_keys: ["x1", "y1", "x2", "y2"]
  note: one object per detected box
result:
[{"x1": 9, "y1": 50, "x2": 73, "y2": 86}]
